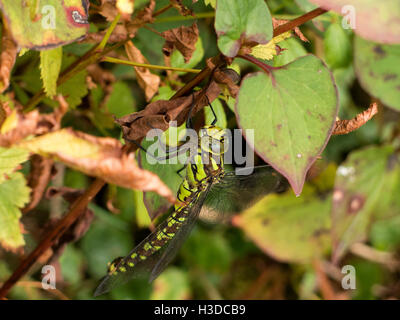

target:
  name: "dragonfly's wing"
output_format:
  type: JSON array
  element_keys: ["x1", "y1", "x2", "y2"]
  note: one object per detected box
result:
[
  {"x1": 203, "y1": 165, "x2": 287, "y2": 217},
  {"x1": 94, "y1": 185, "x2": 211, "y2": 297},
  {"x1": 149, "y1": 184, "x2": 212, "y2": 281}
]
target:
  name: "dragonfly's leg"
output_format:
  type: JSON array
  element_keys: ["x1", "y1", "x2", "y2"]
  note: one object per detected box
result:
[
  {"x1": 205, "y1": 95, "x2": 218, "y2": 126},
  {"x1": 186, "y1": 93, "x2": 196, "y2": 129}
]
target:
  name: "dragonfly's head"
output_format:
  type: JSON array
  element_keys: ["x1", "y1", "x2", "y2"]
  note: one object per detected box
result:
[{"x1": 199, "y1": 125, "x2": 228, "y2": 155}]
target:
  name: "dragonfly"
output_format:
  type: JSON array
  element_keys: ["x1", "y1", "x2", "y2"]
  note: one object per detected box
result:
[{"x1": 94, "y1": 102, "x2": 286, "y2": 297}]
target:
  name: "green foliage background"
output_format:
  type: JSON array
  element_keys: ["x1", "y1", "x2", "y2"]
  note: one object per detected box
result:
[{"x1": 1, "y1": 0, "x2": 400, "y2": 300}]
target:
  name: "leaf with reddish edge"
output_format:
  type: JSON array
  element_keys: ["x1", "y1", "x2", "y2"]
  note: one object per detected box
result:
[
  {"x1": 215, "y1": 0, "x2": 273, "y2": 57},
  {"x1": 354, "y1": 36, "x2": 400, "y2": 112},
  {"x1": 0, "y1": 0, "x2": 89, "y2": 50},
  {"x1": 331, "y1": 145, "x2": 400, "y2": 264},
  {"x1": 309, "y1": 0, "x2": 400, "y2": 44},
  {"x1": 235, "y1": 54, "x2": 338, "y2": 196}
]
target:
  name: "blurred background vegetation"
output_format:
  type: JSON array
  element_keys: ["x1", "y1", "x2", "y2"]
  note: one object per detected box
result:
[{"x1": 1, "y1": 0, "x2": 400, "y2": 300}]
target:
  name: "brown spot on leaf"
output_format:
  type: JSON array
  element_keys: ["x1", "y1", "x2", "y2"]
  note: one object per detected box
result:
[
  {"x1": 347, "y1": 194, "x2": 365, "y2": 214},
  {"x1": 373, "y1": 45, "x2": 386, "y2": 57},
  {"x1": 270, "y1": 141, "x2": 277, "y2": 147},
  {"x1": 277, "y1": 124, "x2": 282, "y2": 130},
  {"x1": 383, "y1": 74, "x2": 397, "y2": 81}
]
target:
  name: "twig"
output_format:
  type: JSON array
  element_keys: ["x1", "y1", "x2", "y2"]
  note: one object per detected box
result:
[
  {"x1": 333, "y1": 103, "x2": 378, "y2": 135},
  {"x1": 273, "y1": 7, "x2": 327, "y2": 37},
  {"x1": 350, "y1": 243, "x2": 400, "y2": 271},
  {"x1": 103, "y1": 56, "x2": 201, "y2": 73},
  {"x1": 0, "y1": 178, "x2": 105, "y2": 298}
]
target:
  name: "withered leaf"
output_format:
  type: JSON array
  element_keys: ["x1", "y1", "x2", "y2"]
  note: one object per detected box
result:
[
  {"x1": 99, "y1": 0, "x2": 119, "y2": 21},
  {"x1": 124, "y1": 41, "x2": 161, "y2": 101},
  {"x1": 0, "y1": 96, "x2": 68, "y2": 147},
  {"x1": 115, "y1": 80, "x2": 222, "y2": 143},
  {"x1": 17, "y1": 129, "x2": 175, "y2": 203},
  {"x1": 170, "y1": 0, "x2": 194, "y2": 16},
  {"x1": 333, "y1": 103, "x2": 378, "y2": 135},
  {"x1": 23, "y1": 155, "x2": 54, "y2": 214},
  {"x1": 162, "y1": 23, "x2": 199, "y2": 63},
  {"x1": 44, "y1": 188, "x2": 94, "y2": 262},
  {"x1": 0, "y1": 24, "x2": 18, "y2": 93}
]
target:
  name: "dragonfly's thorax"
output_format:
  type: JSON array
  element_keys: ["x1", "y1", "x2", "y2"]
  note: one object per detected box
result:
[{"x1": 175, "y1": 125, "x2": 227, "y2": 209}]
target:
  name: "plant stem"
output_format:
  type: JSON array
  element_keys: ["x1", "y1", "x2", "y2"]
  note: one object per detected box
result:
[
  {"x1": 154, "y1": 11, "x2": 215, "y2": 23},
  {"x1": 103, "y1": 56, "x2": 201, "y2": 73},
  {"x1": 0, "y1": 178, "x2": 105, "y2": 299},
  {"x1": 273, "y1": 7, "x2": 327, "y2": 37}
]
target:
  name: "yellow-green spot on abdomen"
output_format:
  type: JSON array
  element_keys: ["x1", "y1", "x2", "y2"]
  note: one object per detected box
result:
[
  {"x1": 119, "y1": 266, "x2": 127, "y2": 272},
  {"x1": 144, "y1": 242, "x2": 152, "y2": 251},
  {"x1": 131, "y1": 253, "x2": 137, "y2": 259},
  {"x1": 140, "y1": 255, "x2": 147, "y2": 260},
  {"x1": 128, "y1": 262, "x2": 134, "y2": 267}
]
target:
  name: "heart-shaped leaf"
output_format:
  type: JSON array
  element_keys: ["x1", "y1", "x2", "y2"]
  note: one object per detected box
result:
[
  {"x1": 215, "y1": 0, "x2": 273, "y2": 57},
  {"x1": 354, "y1": 36, "x2": 400, "y2": 111},
  {"x1": 236, "y1": 54, "x2": 338, "y2": 195}
]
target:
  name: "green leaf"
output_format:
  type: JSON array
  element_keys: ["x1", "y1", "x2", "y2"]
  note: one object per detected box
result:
[
  {"x1": 106, "y1": 81, "x2": 136, "y2": 118},
  {"x1": 0, "y1": 147, "x2": 29, "y2": 182},
  {"x1": 40, "y1": 47, "x2": 63, "y2": 97},
  {"x1": 150, "y1": 268, "x2": 190, "y2": 300},
  {"x1": 170, "y1": 37, "x2": 204, "y2": 75},
  {"x1": 233, "y1": 186, "x2": 331, "y2": 263},
  {"x1": 215, "y1": 0, "x2": 273, "y2": 57},
  {"x1": 331, "y1": 145, "x2": 400, "y2": 263},
  {"x1": 57, "y1": 68, "x2": 88, "y2": 109},
  {"x1": 0, "y1": 0, "x2": 89, "y2": 49},
  {"x1": 354, "y1": 36, "x2": 400, "y2": 111},
  {"x1": 0, "y1": 172, "x2": 30, "y2": 251},
  {"x1": 204, "y1": 0, "x2": 216, "y2": 8},
  {"x1": 273, "y1": 37, "x2": 307, "y2": 67},
  {"x1": 324, "y1": 23, "x2": 352, "y2": 69},
  {"x1": 235, "y1": 55, "x2": 338, "y2": 195},
  {"x1": 309, "y1": 0, "x2": 400, "y2": 44}
]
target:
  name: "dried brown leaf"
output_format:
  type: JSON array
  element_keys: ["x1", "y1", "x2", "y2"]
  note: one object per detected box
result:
[
  {"x1": 170, "y1": 0, "x2": 194, "y2": 16},
  {"x1": 333, "y1": 103, "x2": 378, "y2": 135},
  {"x1": 124, "y1": 41, "x2": 161, "y2": 101},
  {"x1": 99, "y1": 0, "x2": 119, "y2": 21},
  {"x1": 115, "y1": 80, "x2": 222, "y2": 143},
  {"x1": 22, "y1": 155, "x2": 54, "y2": 214},
  {"x1": 43, "y1": 190, "x2": 95, "y2": 262},
  {"x1": 0, "y1": 24, "x2": 18, "y2": 93},
  {"x1": 18, "y1": 129, "x2": 175, "y2": 203},
  {"x1": 126, "y1": 0, "x2": 156, "y2": 37},
  {"x1": 0, "y1": 95, "x2": 68, "y2": 147},
  {"x1": 162, "y1": 23, "x2": 199, "y2": 63}
]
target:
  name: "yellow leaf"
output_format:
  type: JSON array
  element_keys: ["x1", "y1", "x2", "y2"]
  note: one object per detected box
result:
[
  {"x1": 250, "y1": 31, "x2": 292, "y2": 60},
  {"x1": 0, "y1": 109, "x2": 18, "y2": 134}
]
